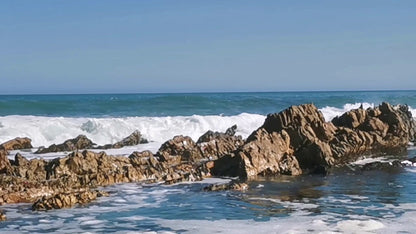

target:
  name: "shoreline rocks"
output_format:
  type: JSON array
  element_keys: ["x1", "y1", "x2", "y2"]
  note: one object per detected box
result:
[
  {"x1": 210, "y1": 102, "x2": 416, "y2": 178},
  {"x1": 35, "y1": 130, "x2": 149, "y2": 154},
  {"x1": 0, "y1": 103, "x2": 415, "y2": 212},
  {"x1": 32, "y1": 189, "x2": 109, "y2": 211}
]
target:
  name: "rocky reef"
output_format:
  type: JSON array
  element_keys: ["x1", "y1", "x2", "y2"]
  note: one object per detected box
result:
[{"x1": 0, "y1": 102, "x2": 415, "y2": 219}]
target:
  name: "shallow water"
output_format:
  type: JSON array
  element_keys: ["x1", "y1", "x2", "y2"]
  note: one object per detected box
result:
[{"x1": 1, "y1": 149, "x2": 416, "y2": 233}]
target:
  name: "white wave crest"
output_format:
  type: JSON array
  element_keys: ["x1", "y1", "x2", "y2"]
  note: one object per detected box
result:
[
  {"x1": 320, "y1": 102, "x2": 375, "y2": 122},
  {"x1": 0, "y1": 102, "x2": 414, "y2": 149},
  {"x1": 0, "y1": 113, "x2": 265, "y2": 147}
]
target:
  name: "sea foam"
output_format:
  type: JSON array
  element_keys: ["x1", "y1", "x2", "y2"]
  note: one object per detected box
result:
[
  {"x1": 0, "y1": 113, "x2": 265, "y2": 147},
  {"x1": 0, "y1": 103, "x2": 414, "y2": 149}
]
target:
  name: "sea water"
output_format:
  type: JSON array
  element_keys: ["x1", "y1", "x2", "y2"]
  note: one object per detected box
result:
[{"x1": 1, "y1": 91, "x2": 416, "y2": 233}]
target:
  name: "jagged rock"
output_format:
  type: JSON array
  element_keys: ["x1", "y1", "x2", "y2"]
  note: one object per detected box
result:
[
  {"x1": 225, "y1": 124, "x2": 238, "y2": 136},
  {"x1": 197, "y1": 125, "x2": 244, "y2": 160},
  {"x1": 0, "y1": 149, "x2": 12, "y2": 174},
  {"x1": 0, "y1": 137, "x2": 33, "y2": 151},
  {"x1": 157, "y1": 135, "x2": 203, "y2": 164},
  {"x1": 211, "y1": 103, "x2": 416, "y2": 178},
  {"x1": 35, "y1": 135, "x2": 95, "y2": 154},
  {"x1": 96, "y1": 130, "x2": 148, "y2": 149},
  {"x1": 32, "y1": 189, "x2": 109, "y2": 211},
  {"x1": 212, "y1": 128, "x2": 301, "y2": 177}
]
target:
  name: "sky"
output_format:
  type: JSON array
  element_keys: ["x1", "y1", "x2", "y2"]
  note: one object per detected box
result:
[{"x1": 1, "y1": 0, "x2": 415, "y2": 94}]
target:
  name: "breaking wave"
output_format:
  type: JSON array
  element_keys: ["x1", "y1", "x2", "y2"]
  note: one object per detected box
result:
[{"x1": 0, "y1": 103, "x2": 414, "y2": 148}]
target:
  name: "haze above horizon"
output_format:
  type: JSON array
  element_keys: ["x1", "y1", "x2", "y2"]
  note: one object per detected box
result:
[{"x1": 1, "y1": 0, "x2": 415, "y2": 94}]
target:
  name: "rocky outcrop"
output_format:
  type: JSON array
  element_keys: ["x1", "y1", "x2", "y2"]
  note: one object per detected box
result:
[
  {"x1": 197, "y1": 125, "x2": 244, "y2": 161},
  {"x1": 0, "y1": 137, "x2": 32, "y2": 174},
  {"x1": 1, "y1": 102, "x2": 414, "y2": 210},
  {"x1": 0, "y1": 149, "x2": 12, "y2": 174},
  {"x1": 35, "y1": 135, "x2": 95, "y2": 154},
  {"x1": 0, "y1": 147, "x2": 208, "y2": 208},
  {"x1": 157, "y1": 135, "x2": 204, "y2": 164},
  {"x1": 211, "y1": 103, "x2": 416, "y2": 178},
  {"x1": 0, "y1": 137, "x2": 33, "y2": 151},
  {"x1": 32, "y1": 189, "x2": 109, "y2": 211},
  {"x1": 35, "y1": 131, "x2": 149, "y2": 154},
  {"x1": 95, "y1": 130, "x2": 148, "y2": 149}
]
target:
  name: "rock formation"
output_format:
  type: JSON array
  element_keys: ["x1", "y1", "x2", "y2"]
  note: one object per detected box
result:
[
  {"x1": 95, "y1": 130, "x2": 148, "y2": 149},
  {"x1": 0, "y1": 103, "x2": 415, "y2": 211},
  {"x1": 0, "y1": 137, "x2": 32, "y2": 174},
  {"x1": 32, "y1": 189, "x2": 109, "y2": 211},
  {"x1": 35, "y1": 131, "x2": 149, "y2": 154},
  {"x1": 197, "y1": 125, "x2": 244, "y2": 161},
  {"x1": 35, "y1": 135, "x2": 95, "y2": 154},
  {"x1": 211, "y1": 103, "x2": 416, "y2": 178},
  {"x1": 0, "y1": 137, "x2": 33, "y2": 151}
]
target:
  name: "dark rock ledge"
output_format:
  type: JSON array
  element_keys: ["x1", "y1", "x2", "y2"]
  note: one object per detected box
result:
[{"x1": 0, "y1": 102, "x2": 415, "y2": 218}]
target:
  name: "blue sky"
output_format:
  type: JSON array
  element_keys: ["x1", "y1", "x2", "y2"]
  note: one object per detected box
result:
[{"x1": 1, "y1": 0, "x2": 415, "y2": 94}]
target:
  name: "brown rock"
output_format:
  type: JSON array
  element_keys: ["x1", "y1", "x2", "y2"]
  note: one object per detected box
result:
[
  {"x1": 157, "y1": 135, "x2": 203, "y2": 164},
  {"x1": 211, "y1": 102, "x2": 416, "y2": 178},
  {"x1": 35, "y1": 135, "x2": 95, "y2": 154},
  {"x1": 0, "y1": 149, "x2": 12, "y2": 174},
  {"x1": 32, "y1": 189, "x2": 109, "y2": 211},
  {"x1": 0, "y1": 210, "x2": 6, "y2": 221},
  {"x1": 197, "y1": 126, "x2": 244, "y2": 160},
  {"x1": 95, "y1": 130, "x2": 148, "y2": 149},
  {"x1": 0, "y1": 137, "x2": 33, "y2": 151}
]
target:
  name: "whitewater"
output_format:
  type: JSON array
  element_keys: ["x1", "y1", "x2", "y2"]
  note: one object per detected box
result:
[{"x1": 1, "y1": 102, "x2": 414, "y2": 150}]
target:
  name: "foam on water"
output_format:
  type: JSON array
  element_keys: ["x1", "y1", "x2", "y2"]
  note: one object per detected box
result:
[
  {"x1": 1, "y1": 178, "x2": 416, "y2": 233},
  {"x1": 0, "y1": 113, "x2": 265, "y2": 148},
  {"x1": 0, "y1": 103, "x2": 414, "y2": 150},
  {"x1": 320, "y1": 102, "x2": 375, "y2": 121}
]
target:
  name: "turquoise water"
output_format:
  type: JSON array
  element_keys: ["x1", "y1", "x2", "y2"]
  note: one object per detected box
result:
[
  {"x1": 1, "y1": 90, "x2": 416, "y2": 233},
  {"x1": 1, "y1": 90, "x2": 415, "y2": 117}
]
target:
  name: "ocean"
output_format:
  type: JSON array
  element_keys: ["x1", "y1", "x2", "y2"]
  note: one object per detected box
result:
[{"x1": 1, "y1": 90, "x2": 416, "y2": 233}]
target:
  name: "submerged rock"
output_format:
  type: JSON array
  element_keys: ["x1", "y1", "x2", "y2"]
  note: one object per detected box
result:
[
  {"x1": 0, "y1": 210, "x2": 6, "y2": 221},
  {"x1": 203, "y1": 181, "x2": 249, "y2": 191}
]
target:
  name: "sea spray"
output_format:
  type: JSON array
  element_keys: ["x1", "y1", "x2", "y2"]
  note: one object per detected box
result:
[{"x1": 0, "y1": 103, "x2": 414, "y2": 148}]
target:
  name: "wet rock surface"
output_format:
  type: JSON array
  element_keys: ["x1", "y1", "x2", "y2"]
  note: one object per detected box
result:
[
  {"x1": 0, "y1": 210, "x2": 6, "y2": 221},
  {"x1": 203, "y1": 181, "x2": 249, "y2": 191}
]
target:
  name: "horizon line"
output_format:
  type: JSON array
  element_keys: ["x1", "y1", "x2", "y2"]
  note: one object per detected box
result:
[{"x1": 0, "y1": 88, "x2": 415, "y2": 96}]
